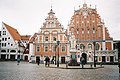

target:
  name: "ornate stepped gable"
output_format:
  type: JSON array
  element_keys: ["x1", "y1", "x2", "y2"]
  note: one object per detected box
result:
[
  {"x1": 69, "y1": 3, "x2": 113, "y2": 41},
  {"x1": 41, "y1": 9, "x2": 63, "y2": 29}
]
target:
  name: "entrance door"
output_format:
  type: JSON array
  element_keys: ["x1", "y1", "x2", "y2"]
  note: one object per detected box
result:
[
  {"x1": 10, "y1": 55, "x2": 15, "y2": 61},
  {"x1": 61, "y1": 57, "x2": 65, "y2": 64},
  {"x1": 110, "y1": 56, "x2": 114, "y2": 62},
  {"x1": 102, "y1": 56, "x2": 106, "y2": 62},
  {"x1": 1, "y1": 55, "x2": 6, "y2": 60},
  {"x1": 24, "y1": 56, "x2": 28, "y2": 61}
]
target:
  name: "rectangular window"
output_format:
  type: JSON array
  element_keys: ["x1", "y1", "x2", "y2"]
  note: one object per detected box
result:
[
  {"x1": 53, "y1": 37, "x2": 56, "y2": 41},
  {"x1": 53, "y1": 46, "x2": 56, "y2": 52},
  {"x1": 5, "y1": 38, "x2": 7, "y2": 41},
  {"x1": 36, "y1": 46, "x2": 40, "y2": 52},
  {"x1": 3, "y1": 31, "x2": 6, "y2": 35},
  {"x1": 45, "y1": 37, "x2": 48, "y2": 41},
  {"x1": 0, "y1": 31, "x2": 1, "y2": 36},
  {"x1": 2, "y1": 38, "x2": 4, "y2": 41},
  {"x1": 62, "y1": 46, "x2": 66, "y2": 52},
  {"x1": 2, "y1": 43, "x2": 6, "y2": 47},
  {"x1": 44, "y1": 46, "x2": 48, "y2": 52}
]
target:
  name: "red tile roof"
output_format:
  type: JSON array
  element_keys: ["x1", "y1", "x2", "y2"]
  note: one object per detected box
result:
[
  {"x1": 21, "y1": 35, "x2": 31, "y2": 40},
  {"x1": 3, "y1": 22, "x2": 21, "y2": 41}
]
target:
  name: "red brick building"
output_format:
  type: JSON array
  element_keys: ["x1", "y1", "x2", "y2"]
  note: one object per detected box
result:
[{"x1": 68, "y1": 3, "x2": 117, "y2": 63}]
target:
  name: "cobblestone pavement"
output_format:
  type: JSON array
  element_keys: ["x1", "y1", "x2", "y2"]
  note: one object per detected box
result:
[{"x1": 0, "y1": 61, "x2": 120, "y2": 80}]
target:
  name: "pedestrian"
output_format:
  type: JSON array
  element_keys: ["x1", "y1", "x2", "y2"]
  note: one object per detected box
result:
[
  {"x1": 80, "y1": 56, "x2": 85, "y2": 68},
  {"x1": 36, "y1": 58, "x2": 40, "y2": 65},
  {"x1": 17, "y1": 57, "x2": 20, "y2": 65},
  {"x1": 44, "y1": 56, "x2": 50, "y2": 67}
]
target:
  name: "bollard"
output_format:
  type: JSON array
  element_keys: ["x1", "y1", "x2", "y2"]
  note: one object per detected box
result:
[
  {"x1": 66, "y1": 63, "x2": 68, "y2": 68},
  {"x1": 90, "y1": 64, "x2": 92, "y2": 68}
]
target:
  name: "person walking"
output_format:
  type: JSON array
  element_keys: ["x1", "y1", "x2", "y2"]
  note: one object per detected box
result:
[
  {"x1": 45, "y1": 56, "x2": 50, "y2": 67},
  {"x1": 17, "y1": 57, "x2": 20, "y2": 65},
  {"x1": 80, "y1": 56, "x2": 85, "y2": 68},
  {"x1": 36, "y1": 58, "x2": 40, "y2": 65}
]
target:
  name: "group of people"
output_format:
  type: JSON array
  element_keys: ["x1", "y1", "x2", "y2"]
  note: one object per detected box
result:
[{"x1": 36, "y1": 56, "x2": 50, "y2": 67}]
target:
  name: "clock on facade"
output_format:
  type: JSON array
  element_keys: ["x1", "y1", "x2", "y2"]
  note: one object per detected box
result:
[{"x1": 83, "y1": 10, "x2": 88, "y2": 16}]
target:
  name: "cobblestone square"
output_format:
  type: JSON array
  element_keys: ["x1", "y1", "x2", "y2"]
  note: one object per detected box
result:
[{"x1": 0, "y1": 61, "x2": 119, "y2": 80}]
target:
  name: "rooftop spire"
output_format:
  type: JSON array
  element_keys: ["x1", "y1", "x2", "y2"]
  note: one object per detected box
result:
[
  {"x1": 84, "y1": 0, "x2": 86, "y2": 4},
  {"x1": 50, "y1": 0, "x2": 53, "y2": 10}
]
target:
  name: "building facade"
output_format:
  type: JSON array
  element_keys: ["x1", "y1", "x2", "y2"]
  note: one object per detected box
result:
[
  {"x1": 29, "y1": 9, "x2": 70, "y2": 63},
  {"x1": 68, "y1": 3, "x2": 118, "y2": 63},
  {"x1": 0, "y1": 22, "x2": 30, "y2": 61}
]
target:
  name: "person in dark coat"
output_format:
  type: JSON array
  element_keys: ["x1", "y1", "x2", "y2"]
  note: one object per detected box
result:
[
  {"x1": 36, "y1": 58, "x2": 40, "y2": 65},
  {"x1": 80, "y1": 56, "x2": 85, "y2": 68},
  {"x1": 45, "y1": 56, "x2": 50, "y2": 67},
  {"x1": 17, "y1": 57, "x2": 20, "y2": 65}
]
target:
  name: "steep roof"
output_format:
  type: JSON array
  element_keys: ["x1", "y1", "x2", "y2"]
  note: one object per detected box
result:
[
  {"x1": 3, "y1": 22, "x2": 21, "y2": 41},
  {"x1": 21, "y1": 35, "x2": 31, "y2": 40},
  {"x1": 29, "y1": 33, "x2": 37, "y2": 43}
]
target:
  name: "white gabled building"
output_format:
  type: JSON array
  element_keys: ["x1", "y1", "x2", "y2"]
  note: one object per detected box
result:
[{"x1": 0, "y1": 22, "x2": 26, "y2": 61}]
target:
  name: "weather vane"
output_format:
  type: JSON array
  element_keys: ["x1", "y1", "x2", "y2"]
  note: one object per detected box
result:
[
  {"x1": 84, "y1": 0, "x2": 86, "y2": 4},
  {"x1": 51, "y1": 0, "x2": 53, "y2": 9}
]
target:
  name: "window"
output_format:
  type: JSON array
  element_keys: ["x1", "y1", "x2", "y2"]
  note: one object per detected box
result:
[
  {"x1": 45, "y1": 37, "x2": 48, "y2": 41},
  {"x1": 93, "y1": 27, "x2": 95, "y2": 33},
  {"x1": 5, "y1": 38, "x2": 7, "y2": 41},
  {"x1": 80, "y1": 44, "x2": 85, "y2": 49},
  {"x1": 88, "y1": 44, "x2": 92, "y2": 49},
  {"x1": 8, "y1": 37, "x2": 10, "y2": 39},
  {"x1": 53, "y1": 37, "x2": 56, "y2": 41},
  {"x1": 10, "y1": 50, "x2": 16, "y2": 53},
  {"x1": 82, "y1": 28, "x2": 84, "y2": 34},
  {"x1": 44, "y1": 46, "x2": 48, "y2": 52},
  {"x1": 95, "y1": 43, "x2": 99, "y2": 50},
  {"x1": 11, "y1": 44, "x2": 13, "y2": 46},
  {"x1": 36, "y1": 46, "x2": 40, "y2": 52},
  {"x1": 53, "y1": 46, "x2": 56, "y2": 52},
  {"x1": 87, "y1": 28, "x2": 89, "y2": 34},
  {"x1": 62, "y1": 46, "x2": 65, "y2": 52},
  {"x1": 2, "y1": 38, "x2": 4, "y2": 41},
  {"x1": 0, "y1": 31, "x2": 1, "y2": 36},
  {"x1": 3, "y1": 31, "x2": 6, "y2": 35},
  {"x1": 8, "y1": 43, "x2": 10, "y2": 45},
  {"x1": 2, "y1": 43, "x2": 6, "y2": 47}
]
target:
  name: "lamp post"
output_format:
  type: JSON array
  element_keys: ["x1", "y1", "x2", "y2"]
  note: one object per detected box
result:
[
  {"x1": 116, "y1": 41, "x2": 120, "y2": 73},
  {"x1": 18, "y1": 40, "x2": 21, "y2": 59},
  {"x1": 57, "y1": 40, "x2": 60, "y2": 67},
  {"x1": 55, "y1": 45, "x2": 57, "y2": 65},
  {"x1": 93, "y1": 42, "x2": 96, "y2": 67}
]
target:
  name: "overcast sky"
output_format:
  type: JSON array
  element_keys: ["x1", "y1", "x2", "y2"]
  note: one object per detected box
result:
[{"x1": 0, "y1": 0, "x2": 120, "y2": 40}]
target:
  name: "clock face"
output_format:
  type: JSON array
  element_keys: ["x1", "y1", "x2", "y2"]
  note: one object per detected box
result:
[{"x1": 83, "y1": 10, "x2": 88, "y2": 16}]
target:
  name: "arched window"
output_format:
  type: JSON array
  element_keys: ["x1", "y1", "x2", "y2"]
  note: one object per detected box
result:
[
  {"x1": 1, "y1": 50, "x2": 6, "y2": 52},
  {"x1": 10, "y1": 50, "x2": 16, "y2": 53},
  {"x1": 88, "y1": 43, "x2": 92, "y2": 49},
  {"x1": 95, "y1": 43, "x2": 99, "y2": 50},
  {"x1": 80, "y1": 44, "x2": 85, "y2": 49}
]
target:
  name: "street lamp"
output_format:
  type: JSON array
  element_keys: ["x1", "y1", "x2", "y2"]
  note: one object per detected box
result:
[
  {"x1": 93, "y1": 42, "x2": 96, "y2": 67},
  {"x1": 18, "y1": 40, "x2": 21, "y2": 59},
  {"x1": 55, "y1": 45, "x2": 57, "y2": 65},
  {"x1": 57, "y1": 40, "x2": 60, "y2": 67}
]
